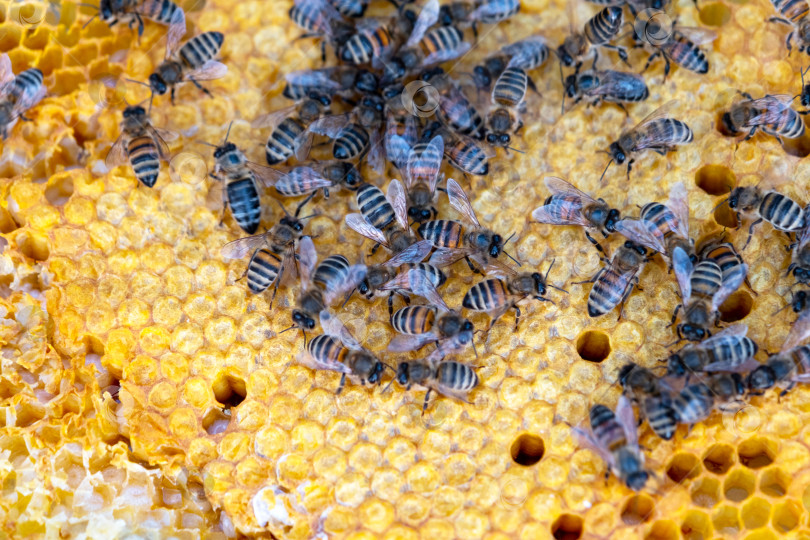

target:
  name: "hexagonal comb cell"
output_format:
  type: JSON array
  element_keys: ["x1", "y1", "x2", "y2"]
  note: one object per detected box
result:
[
  {"x1": 712, "y1": 504, "x2": 741, "y2": 536},
  {"x1": 667, "y1": 453, "x2": 701, "y2": 484},
  {"x1": 738, "y1": 437, "x2": 777, "y2": 470},
  {"x1": 510, "y1": 433, "x2": 544, "y2": 466},
  {"x1": 718, "y1": 290, "x2": 754, "y2": 323},
  {"x1": 576, "y1": 330, "x2": 611, "y2": 363},
  {"x1": 703, "y1": 443, "x2": 735, "y2": 475},
  {"x1": 690, "y1": 477, "x2": 721, "y2": 509},
  {"x1": 698, "y1": 2, "x2": 731, "y2": 26},
  {"x1": 680, "y1": 510, "x2": 712, "y2": 540},
  {"x1": 551, "y1": 513, "x2": 583, "y2": 540},
  {"x1": 759, "y1": 467, "x2": 790, "y2": 498},
  {"x1": 742, "y1": 497, "x2": 771, "y2": 530},
  {"x1": 621, "y1": 494, "x2": 655, "y2": 525},
  {"x1": 723, "y1": 468, "x2": 756, "y2": 502},
  {"x1": 644, "y1": 520, "x2": 678, "y2": 540},
  {"x1": 695, "y1": 164, "x2": 736, "y2": 196},
  {"x1": 771, "y1": 500, "x2": 802, "y2": 532}
]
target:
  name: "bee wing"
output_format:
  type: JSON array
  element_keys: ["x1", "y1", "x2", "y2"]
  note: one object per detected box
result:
[
  {"x1": 345, "y1": 213, "x2": 388, "y2": 246},
  {"x1": 711, "y1": 263, "x2": 748, "y2": 311},
  {"x1": 384, "y1": 240, "x2": 433, "y2": 266},
  {"x1": 782, "y1": 309, "x2": 810, "y2": 352},
  {"x1": 387, "y1": 179, "x2": 410, "y2": 231},
  {"x1": 0, "y1": 54, "x2": 13, "y2": 87},
  {"x1": 748, "y1": 94, "x2": 796, "y2": 125},
  {"x1": 505, "y1": 35, "x2": 548, "y2": 69},
  {"x1": 702, "y1": 323, "x2": 749, "y2": 345},
  {"x1": 797, "y1": 218, "x2": 810, "y2": 251},
  {"x1": 428, "y1": 246, "x2": 471, "y2": 267},
  {"x1": 543, "y1": 176, "x2": 598, "y2": 205},
  {"x1": 184, "y1": 60, "x2": 228, "y2": 82},
  {"x1": 409, "y1": 268, "x2": 450, "y2": 310},
  {"x1": 614, "y1": 219, "x2": 667, "y2": 254},
  {"x1": 297, "y1": 236, "x2": 318, "y2": 291},
  {"x1": 144, "y1": 125, "x2": 173, "y2": 161},
  {"x1": 674, "y1": 26, "x2": 718, "y2": 46},
  {"x1": 285, "y1": 68, "x2": 342, "y2": 92},
  {"x1": 672, "y1": 246, "x2": 693, "y2": 300},
  {"x1": 587, "y1": 70, "x2": 646, "y2": 98},
  {"x1": 481, "y1": 258, "x2": 518, "y2": 279},
  {"x1": 162, "y1": 6, "x2": 187, "y2": 55},
  {"x1": 616, "y1": 395, "x2": 640, "y2": 450},
  {"x1": 447, "y1": 178, "x2": 480, "y2": 227},
  {"x1": 405, "y1": 0, "x2": 439, "y2": 48},
  {"x1": 307, "y1": 114, "x2": 352, "y2": 138},
  {"x1": 319, "y1": 310, "x2": 364, "y2": 351},
  {"x1": 572, "y1": 426, "x2": 615, "y2": 467},
  {"x1": 423, "y1": 41, "x2": 472, "y2": 67},
  {"x1": 624, "y1": 100, "x2": 688, "y2": 151},
  {"x1": 221, "y1": 233, "x2": 268, "y2": 260},
  {"x1": 105, "y1": 134, "x2": 129, "y2": 170},
  {"x1": 634, "y1": 99, "x2": 682, "y2": 127},
  {"x1": 407, "y1": 134, "x2": 444, "y2": 193},
  {"x1": 251, "y1": 105, "x2": 297, "y2": 129},
  {"x1": 367, "y1": 129, "x2": 386, "y2": 176},
  {"x1": 9, "y1": 77, "x2": 46, "y2": 118},
  {"x1": 388, "y1": 133, "x2": 414, "y2": 173},
  {"x1": 531, "y1": 198, "x2": 590, "y2": 228},
  {"x1": 298, "y1": 338, "x2": 354, "y2": 375},
  {"x1": 246, "y1": 161, "x2": 287, "y2": 187},
  {"x1": 388, "y1": 332, "x2": 438, "y2": 352},
  {"x1": 323, "y1": 264, "x2": 368, "y2": 306},
  {"x1": 666, "y1": 181, "x2": 690, "y2": 239}
]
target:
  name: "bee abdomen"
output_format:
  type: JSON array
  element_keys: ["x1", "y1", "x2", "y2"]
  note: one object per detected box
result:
[
  {"x1": 179, "y1": 31, "x2": 224, "y2": 68},
  {"x1": 760, "y1": 191, "x2": 805, "y2": 231},
  {"x1": 771, "y1": 0, "x2": 808, "y2": 21},
  {"x1": 588, "y1": 269, "x2": 626, "y2": 317},
  {"x1": 327, "y1": 0, "x2": 366, "y2": 17},
  {"x1": 246, "y1": 248, "x2": 283, "y2": 294},
  {"x1": 767, "y1": 109, "x2": 806, "y2": 139},
  {"x1": 708, "y1": 336, "x2": 758, "y2": 366},
  {"x1": 639, "y1": 202, "x2": 679, "y2": 237},
  {"x1": 128, "y1": 136, "x2": 161, "y2": 188},
  {"x1": 308, "y1": 334, "x2": 346, "y2": 365},
  {"x1": 418, "y1": 219, "x2": 464, "y2": 248},
  {"x1": 12, "y1": 68, "x2": 44, "y2": 99},
  {"x1": 356, "y1": 183, "x2": 395, "y2": 230},
  {"x1": 226, "y1": 177, "x2": 261, "y2": 234},
  {"x1": 399, "y1": 262, "x2": 447, "y2": 289},
  {"x1": 643, "y1": 396, "x2": 678, "y2": 440},
  {"x1": 266, "y1": 118, "x2": 305, "y2": 165},
  {"x1": 665, "y1": 35, "x2": 709, "y2": 74},
  {"x1": 674, "y1": 385, "x2": 714, "y2": 424},
  {"x1": 463, "y1": 278, "x2": 508, "y2": 311},
  {"x1": 584, "y1": 5, "x2": 623, "y2": 46},
  {"x1": 334, "y1": 124, "x2": 369, "y2": 160},
  {"x1": 438, "y1": 361, "x2": 478, "y2": 391},
  {"x1": 590, "y1": 404, "x2": 626, "y2": 450},
  {"x1": 439, "y1": 99, "x2": 484, "y2": 138},
  {"x1": 492, "y1": 66, "x2": 527, "y2": 107},
  {"x1": 313, "y1": 255, "x2": 351, "y2": 291},
  {"x1": 141, "y1": 0, "x2": 181, "y2": 24},
  {"x1": 421, "y1": 26, "x2": 464, "y2": 59},
  {"x1": 690, "y1": 260, "x2": 723, "y2": 298},
  {"x1": 446, "y1": 141, "x2": 489, "y2": 176},
  {"x1": 391, "y1": 305, "x2": 436, "y2": 334},
  {"x1": 476, "y1": 0, "x2": 520, "y2": 22}
]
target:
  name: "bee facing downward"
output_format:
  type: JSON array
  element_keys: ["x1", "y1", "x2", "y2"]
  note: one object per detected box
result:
[
  {"x1": 148, "y1": 31, "x2": 227, "y2": 103},
  {"x1": 106, "y1": 103, "x2": 177, "y2": 188}
]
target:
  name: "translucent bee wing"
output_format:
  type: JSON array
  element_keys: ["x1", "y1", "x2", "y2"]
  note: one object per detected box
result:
[
  {"x1": 447, "y1": 178, "x2": 480, "y2": 227},
  {"x1": 386, "y1": 133, "x2": 414, "y2": 172},
  {"x1": 384, "y1": 240, "x2": 433, "y2": 266},
  {"x1": 345, "y1": 213, "x2": 387, "y2": 246},
  {"x1": 505, "y1": 35, "x2": 549, "y2": 70},
  {"x1": 387, "y1": 179, "x2": 410, "y2": 231},
  {"x1": 667, "y1": 181, "x2": 690, "y2": 239},
  {"x1": 428, "y1": 246, "x2": 470, "y2": 267},
  {"x1": 164, "y1": 7, "x2": 187, "y2": 56},
  {"x1": 481, "y1": 258, "x2": 518, "y2": 279},
  {"x1": 323, "y1": 264, "x2": 367, "y2": 306},
  {"x1": 615, "y1": 219, "x2": 667, "y2": 254},
  {"x1": 797, "y1": 217, "x2": 810, "y2": 251},
  {"x1": 531, "y1": 198, "x2": 591, "y2": 227},
  {"x1": 308, "y1": 114, "x2": 352, "y2": 138},
  {"x1": 672, "y1": 246, "x2": 693, "y2": 300},
  {"x1": 0, "y1": 54, "x2": 13, "y2": 87},
  {"x1": 572, "y1": 426, "x2": 615, "y2": 467},
  {"x1": 285, "y1": 68, "x2": 343, "y2": 91},
  {"x1": 406, "y1": 134, "x2": 444, "y2": 192},
  {"x1": 251, "y1": 105, "x2": 297, "y2": 129},
  {"x1": 587, "y1": 70, "x2": 647, "y2": 99},
  {"x1": 246, "y1": 161, "x2": 287, "y2": 187},
  {"x1": 105, "y1": 134, "x2": 129, "y2": 170},
  {"x1": 543, "y1": 176, "x2": 599, "y2": 205},
  {"x1": 367, "y1": 130, "x2": 386, "y2": 176},
  {"x1": 703, "y1": 358, "x2": 761, "y2": 373},
  {"x1": 220, "y1": 233, "x2": 269, "y2": 260},
  {"x1": 616, "y1": 395, "x2": 639, "y2": 450},
  {"x1": 782, "y1": 309, "x2": 810, "y2": 352},
  {"x1": 701, "y1": 323, "x2": 749, "y2": 345},
  {"x1": 632, "y1": 99, "x2": 682, "y2": 128},
  {"x1": 298, "y1": 337, "x2": 354, "y2": 375},
  {"x1": 748, "y1": 94, "x2": 796, "y2": 125},
  {"x1": 674, "y1": 26, "x2": 718, "y2": 46},
  {"x1": 423, "y1": 41, "x2": 472, "y2": 67},
  {"x1": 185, "y1": 60, "x2": 228, "y2": 82},
  {"x1": 388, "y1": 332, "x2": 438, "y2": 352},
  {"x1": 145, "y1": 125, "x2": 172, "y2": 161},
  {"x1": 409, "y1": 268, "x2": 450, "y2": 311},
  {"x1": 296, "y1": 235, "x2": 318, "y2": 291},
  {"x1": 711, "y1": 263, "x2": 748, "y2": 311},
  {"x1": 319, "y1": 309, "x2": 364, "y2": 351},
  {"x1": 428, "y1": 135, "x2": 446, "y2": 195},
  {"x1": 405, "y1": 0, "x2": 439, "y2": 48}
]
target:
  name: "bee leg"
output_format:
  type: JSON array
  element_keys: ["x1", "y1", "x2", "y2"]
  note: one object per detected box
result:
[
  {"x1": 787, "y1": 262, "x2": 797, "y2": 277},
  {"x1": 388, "y1": 293, "x2": 395, "y2": 319},
  {"x1": 584, "y1": 231, "x2": 605, "y2": 254},
  {"x1": 642, "y1": 52, "x2": 660, "y2": 74},
  {"x1": 464, "y1": 256, "x2": 483, "y2": 275},
  {"x1": 421, "y1": 389, "x2": 432, "y2": 416},
  {"x1": 19, "y1": 114, "x2": 33, "y2": 122},
  {"x1": 336, "y1": 373, "x2": 346, "y2": 395},
  {"x1": 663, "y1": 57, "x2": 671, "y2": 82},
  {"x1": 617, "y1": 103, "x2": 629, "y2": 117},
  {"x1": 526, "y1": 77, "x2": 540, "y2": 96},
  {"x1": 135, "y1": 13, "x2": 144, "y2": 40},
  {"x1": 742, "y1": 127, "x2": 757, "y2": 142},
  {"x1": 320, "y1": 41, "x2": 326, "y2": 64},
  {"x1": 190, "y1": 79, "x2": 213, "y2": 98},
  {"x1": 668, "y1": 304, "x2": 682, "y2": 327},
  {"x1": 170, "y1": 87, "x2": 176, "y2": 105},
  {"x1": 625, "y1": 160, "x2": 634, "y2": 180},
  {"x1": 471, "y1": 22, "x2": 479, "y2": 41},
  {"x1": 741, "y1": 218, "x2": 762, "y2": 250},
  {"x1": 512, "y1": 306, "x2": 521, "y2": 331}
]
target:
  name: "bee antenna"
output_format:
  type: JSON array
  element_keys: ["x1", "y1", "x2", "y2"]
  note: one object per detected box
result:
[
  {"x1": 81, "y1": 12, "x2": 100, "y2": 28},
  {"x1": 772, "y1": 302, "x2": 793, "y2": 316},
  {"x1": 278, "y1": 325, "x2": 297, "y2": 334},
  {"x1": 548, "y1": 283, "x2": 569, "y2": 293},
  {"x1": 382, "y1": 378, "x2": 397, "y2": 393},
  {"x1": 196, "y1": 140, "x2": 218, "y2": 148},
  {"x1": 275, "y1": 199, "x2": 292, "y2": 217},
  {"x1": 544, "y1": 258, "x2": 556, "y2": 281},
  {"x1": 471, "y1": 338, "x2": 479, "y2": 360},
  {"x1": 503, "y1": 249, "x2": 521, "y2": 266},
  {"x1": 712, "y1": 198, "x2": 730, "y2": 212},
  {"x1": 223, "y1": 120, "x2": 234, "y2": 144},
  {"x1": 507, "y1": 146, "x2": 525, "y2": 154},
  {"x1": 297, "y1": 213, "x2": 318, "y2": 221},
  {"x1": 598, "y1": 159, "x2": 613, "y2": 184},
  {"x1": 381, "y1": 362, "x2": 396, "y2": 373},
  {"x1": 665, "y1": 337, "x2": 684, "y2": 348},
  {"x1": 558, "y1": 61, "x2": 566, "y2": 115},
  {"x1": 342, "y1": 288, "x2": 355, "y2": 308},
  {"x1": 125, "y1": 78, "x2": 151, "y2": 88}
]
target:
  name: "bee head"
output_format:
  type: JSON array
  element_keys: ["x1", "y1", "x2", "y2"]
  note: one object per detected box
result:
[
  {"x1": 382, "y1": 83, "x2": 405, "y2": 101},
  {"x1": 382, "y1": 58, "x2": 407, "y2": 85},
  {"x1": 213, "y1": 142, "x2": 236, "y2": 159},
  {"x1": 795, "y1": 290, "x2": 810, "y2": 311},
  {"x1": 461, "y1": 319, "x2": 474, "y2": 333},
  {"x1": 396, "y1": 362, "x2": 411, "y2": 386},
  {"x1": 473, "y1": 65, "x2": 491, "y2": 88},
  {"x1": 123, "y1": 105, "x2": 145, "y2": 118},
  {"x1": 625, "y1": 241, "x2": 647, "y2": 256},
  {"x1": 341, "y1": 164, "x2": 362, "y2": 189},
  {"x1": 666, "y1": 354, "x2": 686, "y2": 377},
  {"x1": 746, "y1": 366, "x2": 773, "y2": 391},
  {"x1": 626, "y1": 470, "x2": 650, "y2": 492},
  {"x1": 357, "y1": 279, "x2": 370, "y2": 296},
  {"x1": 421, "y1": 67, "x2": 445, "y2": 82},
  {"x1": 291, "y1": 310, "x2": 316, "y2": 330},
  {"x1": 605, "y1": 208, "x2": 621, "y2": 233},
  {"x1": 608, "y1": 142, "x2": 626, "y2": 164},
  {"x1": 556, "y1": 45, "x2": 575, "y2": 67},
  {"x1": 368, "y1": 362, "x2": 384, "y2": 384},
  {"x1": 280, "y1": 215, "x2": 304, "y2": 232},
  {"x1": 489, "y1": 233, "x2": 503, "y2": 258},
  {"x1": 148, "y1": 73, "x2": 167, "y2": 95},
  {"x1": 730, "y1": 373, "x2": 746, "y2": 396},
  {"x1": 617, "y1": 363, "x2": 635, "y2": 386},
  {"x1": 99, "y1": 0, "x2": 114, "y2": 20},
  {"x1": 563, "y1": 74, "x2": 578, "y2": 97},
  {"x1": 408, "y1": 205, "x2": 433, "y2": 222},
  {"x1": 531, "y1": 272, "x2": 547, "y2": 295},
  {"x1": 679, "y1": 323, "x2": 707, "y2": 342},
  {"x1": 726, "y1": 187, "x2": 742, "y2": 210},
  {"x1": 721, "y1": 112, "x2": 738, "y2": 135},
  {"x1": 438, "y1": 4, "x2": 454, "y2": 25},
  {"x1": 794, "y1": 266, "x2": 810, "y2": 284},
  {"x1": 606, "y1": 5, "x2": 623, "y2": 21},
  {"x1": 355, "y1": 70, "x2": 379, "y2": 94}
]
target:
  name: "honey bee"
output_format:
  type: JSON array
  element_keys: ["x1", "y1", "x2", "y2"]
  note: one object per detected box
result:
[
  {"x1": 573, "y1": 396, "x2": 650, "y2": 491},
  {"x1": 339, "y1": 0, "x2": 427, "y2": 67},
  {"x1": 799, "y1": 66, "x2": 810, "y2": 110},
  {"x1": 564, "y1": 69, "x2": 649, "y2": 113},
  {"x1": 106, "y1": 104, "x2": 176, "y2": 188},
  {"x1": 400, "y1": 133, "x2": 444, "y2": 223},
  {"x1": 438, "y1": 0, "x2": 521, "y2": 37},
  {"x1": 699, "y1": 235, "x2": 750, "y2": 295},
  {"x1": 289, "y1": 0, "x2": 354, "y2": 61},
  {"x1": 299, "y1": 309, "x2": 388, "y2": 394},
  {"x1": 346, "y1": 179, "x2": 435, "y2": 257},
  {"x1": 721, "y1": 93, "x2": 806, "y2": 144},
  {"x1": 638, "y1": 24, "x2": 716, "y2": 79},
  {"x1": 290, "y1": 236, "x2": 368, "y2": 333},
  {"x1": 421, "y1": 68, "x2": 486, "y2": 139},
  {"x1": 383, "y1": 83, "x2": 419, "y2": 170},
  {"x1": 282, "y1": 66, "x2": 379, "y2": 102},
  {"x1": 0, "y1": 54, "x2": 46, "y2": 139},
  {"x1": 780, "y1": 290, "x2": 810, "y2": 352},
  {"x1": 418, "y1": 178, "x2": 520, "y2": 273},
  {"x1": 664, "y1": 324, "x2": 759, "y2": 377},
  {"x1": 80, "y1": 0, "x2": 185, "y2": 43},
  {"x1": 725, "y1": 185, "x2": 806, "y2": 250},
  {"x1": 266, "y1": 161, "x2": 363, "y2": 201},
  {"x1": 747, "y1": 344, "x2": 810, "y2": 397},
  {"x1": 356, "y1": 260, "x2": 446, "y2": 316},
  {"x1": 326, "y1": 0, "x2": 369, "y2": 17},
  {"x1": 388, "y1": 356, "x2": 479, "y2": 414},
  {"x1": 618, "y1": 362, "x2": 667, "y2": 400},
  {"x1": 388, "y1": 269, "x2": 476, "y2": 358},
  {"x1": 148, "y1": 31, "x2": 227, "y2": 103},
  {"x1": 471, "y1": 34, "x2": 549, "y2": 92},
  {"x1": 462, "y1": 260, "x2": 564, "y2": 330},
  {"x1": 252, "y1": 94, "x2": 332, "y2": 165},
  {"x1": 557, "y1": 5, "x2": 629, "y2": 72},
  {"x1": 788, "y1": 220, "x2": 810, "y2": 285},
  {"x1": 602, "y1": 101, "x2": 694, "y2": 178},
  {"x1": 485, "y1": 67, "x2": 530, "y2": 150},
  {"x1": 220, "y1": 195, "x2": 316, "y2": 302},
  {"x1": 766, "y1": 0, "x2": 810, "y2": 53},
  {"x1": 440, "y1": 126, "x2": 494, "y2": 176},
  {"x1": 581, "y1": 240, "x2": 649, "y2": 318},
  {"x1": 671, "y1": 246, "x2": 748, "y2": 342},
  {"x1": 615, "y1": 182, "x2": 695, "y2": 264},
  {"x1": 531, "y1": 176, "x2": 622, "y2": 253}
]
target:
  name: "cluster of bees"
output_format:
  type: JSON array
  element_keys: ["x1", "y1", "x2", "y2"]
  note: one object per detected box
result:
[{"x1": 2, "y1": 0, "x2": 810, "y2": 495}]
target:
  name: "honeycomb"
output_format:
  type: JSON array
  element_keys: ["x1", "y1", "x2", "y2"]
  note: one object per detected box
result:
[{"x1": 2, "y1": 0, "x2": 810, "y2": 538}]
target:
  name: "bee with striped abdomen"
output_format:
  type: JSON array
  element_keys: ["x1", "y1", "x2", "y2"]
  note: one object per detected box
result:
[
  {"x1": 383, "y1": 83, "x2": 420, "y2": 170},
  {"x1": 788, "y1": 219, "x2": 810, "y2": 285},
  {"x1": 419, "y1": 178, "x2": 520, "y2": 273},
  {"x1": 699, "y1": 235, "x2": 751, "y2": 294},
  {"x1": 422, "y1": 68, "x2": 486, "y2": 140},
  {"x1": 290, "y1": 0, "x2": 354, "y2": 61},
  {"x1": 356, "y1": 257, "x2": 444, "y2": 316},
  {"x1": 602, "y1": 101, "x2": 694, "y2": 178},
  {"x1": 665, "y1": 324, "x2": 759, "y2": 377},
  {"x1": 531, "y1": 176, "x2": 622, "y2": 253},
  {"x1": 80, "y1": 0, "x2": 185, "y2": 43},
  {"x1": 425, "y1": 122, "x2": 494, "y2": 176},
  {"x1": 638, "y1": 23, "x2": 716, "y2": 79},
  {"x1": 725, "y1": 185, "x2": 806, "y2": 249},
  {"x1": 580, "y1": 240, "x2": 649, "y2": 318},
  {"x1": 438, "y1": 0, "x2": 520, "y2": 37},
  {"x1": 266, "y1": 161, "x2": 362, "y2": 201},
  {"x1": 564, "y1": 69, "x2": 649, "y2": 112},
  {"x1": 747, "y1": 345, "x2": 810, "y2": 397},
  {"x1": 326, "y1": 0, "x2": 369, "y2": 17},
  {"x1": 766, "y1": 0, "x2": 810, "y2": 53},
  {"x1": 0, "y1": 54, "x2": 46, "y2": 139},
  {"x1": 615, "y1": 182, "x2": 695, "y2": 265},
  {"x1": 290, "y1": 236, "x2": 367, "y2": 334},
  {"x1": 485, "y1": 66, "x2": 529, "y2": 150},
  {"x1": 462, "y1": 260, "x2": 563, "y2": 330},
  {"x1": 106, "y1": 104, "x2": 176, "y2": 188},
  {"x1": 339, "y1": 0, "x2": 424, "y2": 67},
  {"x1": 148, "y1": 31, "x2": 226, "y2": 104},
  {"x1": 388, "y1": 356, "x2": 479, "y2": 414},
  {"x1": 221, "y1": 195, "x2": 316, "y2": 302},
  {"x1": 282, "y1": 66, "x2": 379, "y2": 102},
  {"x1": 300, "y1": 309, "x2": 388, "y2": 394},
  {"x1": 252, "y1": 94, "x2": 332, "y2": 165},
  {"x1": 557, "y1": 5, "x2": 629, "y2": 72},
  {"x1": 399, "y1": 132, "x2": 445, "y2": 223},
  {"x1": 721, "y1": 93, "x2": 807, "y2": 144},
  {"x1": 671, "y1": 246, "x2": 748, "y2": 342},
  {"x1": 573, "y1": 396, "x2": 650, "y2": 491},
  {"x1": 472, "y1": 34, "x2": 549, "y2": 92}
]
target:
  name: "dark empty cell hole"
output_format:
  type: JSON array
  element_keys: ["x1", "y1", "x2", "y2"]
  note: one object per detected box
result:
[
  {"x1": 738, "y1": 437, "x2": 776, "y2": 469},
  {"x1": 690, "y1": 477, "x2": 720, "y2": 509},
  {"x1": 16, "y1": 231, "x2": 49, "y2": 261},
  {"x1": 771, "y1": 501, "x2": 801, "y2": 532},
  {"x1": 742, "y1": 497, "x2": 771, "y2": 529},
  {"x1": 723, "y1": 469, "x2": 755, "y2": 502},
  {"x1": 713, "y1": 198, "x2": 739, "y2": 228},
  {"x1": 510, "y1": 433, "x2": 545, "y2": 466},
  {"x1": 702, "y1": 443, "x2": 735, "y2": 474},
  {"x1": 712, "y1": 505, "x2": 741, "y2": 536},
  {"x1": 782, "y1": 117, "x2": 810, "y2": 158},
  {"x1": 759, "y1": 467, "x2": 789, "y2": 497},
  {"x1": 576, "y1": 330, "x2": 611, "y2": 362},
  {"x1": 666, "y1": 453, "x2": 701, "y2": 484},
  {"x1": 698, "y1": 2, "x2": 732, "y2": 26},
  {"x1": 44, "y1": 176, "x2": 74, "y2": 206},
  {"x1": 621, "y1": 494, "x2": 655, "y2": 525},
  {"x1": 0, "y1": 207, "x2": 18, "y2": 233},
  {"x1": 644, "y1": 520, "x2": 678, "y2": 540},
  {"x1": 202, "y1": 407, "x2": 231, "y2": 436},
  {"x1": 695, "y1": 164, "x2": 736, "y2": 196},
  {"x1": 718, "y1": 291, "x2": 753, "y2": 323},
  {"x1": 212, "y1": 372, "x2": 247, "y2": 409},
  {"x1": 680, "y1": 510, "x2": 711, "y2": 540},
  {"x1": 551, "y1": 513, "x2": 583, "y2": 540}
]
